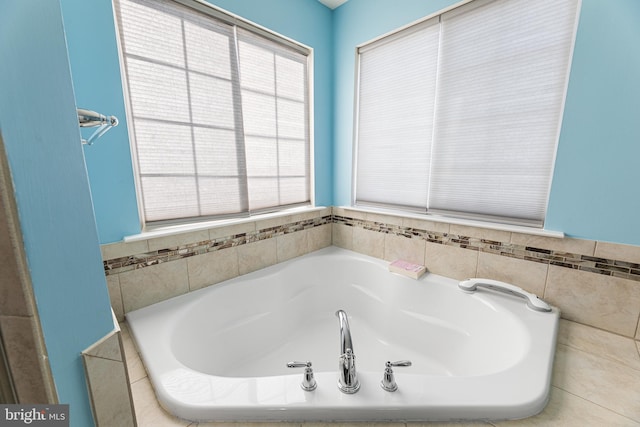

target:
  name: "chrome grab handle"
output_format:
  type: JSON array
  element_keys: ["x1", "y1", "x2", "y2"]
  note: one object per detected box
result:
[
  {"x1": 381, "y1": 360, "x2": 412, "y2": 392},
  {"x1": 287, "y1": 361, "x2": 317, "y2": 391},
  {"x1": 459, "y1": 278, "x2": 552, "y2": 312}
]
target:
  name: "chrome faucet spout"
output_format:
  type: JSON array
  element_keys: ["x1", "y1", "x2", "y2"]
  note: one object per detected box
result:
[
  {"x1": 335, "y1": 310, "x2": 360, "y2": 393},
  {"x1": 336, "y1": 309, "x2": 354, "y2": 355}
]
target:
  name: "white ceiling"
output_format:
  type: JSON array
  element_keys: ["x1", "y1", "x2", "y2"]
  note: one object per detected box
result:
[{"x1": 318, "y1": 0, "x2": 348, "y2": 10}]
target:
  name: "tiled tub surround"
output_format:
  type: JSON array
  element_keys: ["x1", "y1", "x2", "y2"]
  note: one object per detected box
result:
[
  {"x1": 103, "y1": 206, "x2": 640, "y2": 341},
  {"x1": 102, "y1": 208, "x2": 333, "y2": 321},
  {"x1": 102, "y1": 206, "x2": 640, "y2": 425},
  {"x1": 332, "y1": 207, "x2": 640, "y2": 340},
  {"x1": 81, "y1": 311, "x2": 136, "y2": 426}
]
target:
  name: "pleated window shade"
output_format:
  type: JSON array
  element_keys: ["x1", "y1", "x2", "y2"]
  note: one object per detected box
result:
[
  {"x1": 114, "y1": 0, "x2": 310, "y2": 224},
  {"x1": 355, "y1": 0, "x2": 579, "y2": 226},
  {"x1": 356, "y1": 18, "x2": 440, "y2": 211}
]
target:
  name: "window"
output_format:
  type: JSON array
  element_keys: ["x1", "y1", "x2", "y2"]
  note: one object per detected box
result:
[
  {"x1": 114, "y1": 0, "x2": 311, "y2": 225},
  {"x1": 354, "y1": 0, "x2": 580, "y2": 227}
]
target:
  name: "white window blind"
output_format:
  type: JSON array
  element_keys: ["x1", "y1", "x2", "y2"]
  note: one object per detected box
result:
[
  {"x1": 355, "y1": 18, "x2": 440, "y2": 211},
  {"x1": 237, "y1": 28, "x2": 311, "y2": 211},
  {"x1": 114, "y1": 0, "x2": 310, "y2": 224},
  {"x1": 355, "y1": 0, "x2": 579, "y2": 226}
]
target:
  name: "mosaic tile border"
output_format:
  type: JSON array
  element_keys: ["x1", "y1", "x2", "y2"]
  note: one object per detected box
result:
[
  {"x1": 103, "y1": 215, "x2": 332, "y2": 275},
  {"x1": 104, "y1": 213, "x2": 640, "y2": 283},
  {"x1": 334, "y1": 215, "x2": 640, "y2": 283}
]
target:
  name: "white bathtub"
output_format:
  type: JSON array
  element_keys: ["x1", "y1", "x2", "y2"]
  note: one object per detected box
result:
[{"x1": 127, "y1": 246, "x2": 559, "y2": 422}]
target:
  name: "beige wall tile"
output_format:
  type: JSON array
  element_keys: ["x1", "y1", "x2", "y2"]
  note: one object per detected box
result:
[
  {"x1": 352, "y1": 226, "x2": 384, "y2": 259},
  {"x1": 130, "y1": 377, "x2": 190, "y2": 427},
  {"x1": 82, "y1": 329, "x2": 136, "y2": 426},
  {"x1": 552, "y1": 344, "x2": 640, "y2": 422},
  {"x1": 277, "y1": 230, "x2": 309, "y2": 262},
  {"x1": 83, "y1": 355, "x2": 135, "y2": 427},
  {"x1": 384, "y1": 234, "x2": 426, "y2": 265},
  {"x1": 147, "y1": 229, "x2": 209, "y2": 252},
  {"x1": 101, "y1": 239, "x2": 149, "y2": 261},
  {"x1": 402, "y1": 216, "x2": 450, "y2": 234},
  {"x1": 424, "y1": 242, "x2": 478, "y2": 280},
  {"x1": 557, "y1": 319, "x2": 640, "y2": 371},
  {"x1": 317, "y1": 206, "x2": 332, "y2": 217},
  {"x1": 0, "y1": 233, "x2": 30, "y2": 317},
  {"x1": 106, "y1": 274, "x2": 124, "y2": 322},
  {"x1": 256, "y1": 214, "x2": 294, "y2": 230},
  {"x1": 545, "y1": 266, "x2": 640, "y2": 337},
  {"x1": 237, "y1": 238, "x2": 277, "y2": 275},
  {"x1": 496, "y1": 385, "x2": 640, "y2": 426},
  {"x1": 595, "y1": 241, "x2": 640, "y2": 264},
  {"x1": 120, "y1": 259, "x2": 189, "y2": 313},
  {"x1": 186, "y1": 247, "x2": 239, "y2": 291},
  {"x1": 208, "y1": 221, "x2": 255, "y2": 240},
  {"x1": 330, "y1": 206, "x2": 346, "y2": 216},
  {"x1": 0, "y1": 315, "x2": 49, "y2": 402},
  {"x1": 365, "y1": 211, "x2": 404, "y2": 227},
  {"x1": 120, "y1": 324, "x2": 147, "y2": 384},
  {"x1": 334, "y1": 206, "x2": 367, "y2": 220},
  {"x1": 450, "y1": 224, "x2": 511, "y2": 243},
  {"x1": 83, "y1": 330, "x2": 122, "y2": 362},
  {"x1": 332, "y1": 222, "x2": 353, "y2": 250},
  {"x1": 476, "y1": 252, "x2": 548, "y2": 296},
  {"x1": 511, "y1": 233, "x2": 595, "y2": 256},
  {"x1": 307, "y1": 223, "x2": 332, "y2": 253},
  {"x1": 0, "y1": 191, "x2": 32, "y2": 317},
  {"x1": 290, "y1": 207, "x2": 330, "y2": 223}
]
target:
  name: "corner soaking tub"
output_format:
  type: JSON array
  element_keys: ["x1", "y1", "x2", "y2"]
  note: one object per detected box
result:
[{"x1": 127, "y1": 246, "x2": 559, "y2": 422}]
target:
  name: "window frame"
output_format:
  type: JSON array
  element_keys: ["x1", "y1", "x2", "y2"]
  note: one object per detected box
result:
[{"x1": 113, "y1": 0, "x2": 315, "y2": 230}]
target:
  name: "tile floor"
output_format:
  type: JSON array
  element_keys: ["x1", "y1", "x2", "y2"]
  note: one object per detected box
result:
[{"x1": 121, "y1": 319, "x2": 640, "y2": 426}]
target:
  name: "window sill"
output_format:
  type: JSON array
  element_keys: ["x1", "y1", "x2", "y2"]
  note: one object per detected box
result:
[
  {"x1": 342, "y1": 206, "x2": 565, "y2": 239},
  {"x1": 123, "y1": 206, "x2": 328, "y2": 243}
]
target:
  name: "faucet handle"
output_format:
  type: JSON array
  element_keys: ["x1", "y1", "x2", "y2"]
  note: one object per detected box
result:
[
  {"x1": 287, "y1": 361, "x2": 317, "y2": 391},
  {"x1": 287, "y1": 361, "x2": 312, "y2": 368},
  {"x1": 386, "y1": 360, "x2": 412, "y2": 368},
  {"x1": 381, "y1": 360, "x2": 412, "y2": 392}
]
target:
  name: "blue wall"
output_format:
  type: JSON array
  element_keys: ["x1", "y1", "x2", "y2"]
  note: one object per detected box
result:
[
  {"x1": 0, "y1": 1, "x2": 115, "y2": 426},
  {"x1": 60, "y1": 0, "x2": 334, "y2": 244},
  {"x1": 61, "y1": 0, "x2": 142, "y2": 244},
  {"x1": 545, "y1": 0, "x2": 640, "y2": 245},
  {"x1": 63, "y1": 0, "x2": 640, "y2": 245}
]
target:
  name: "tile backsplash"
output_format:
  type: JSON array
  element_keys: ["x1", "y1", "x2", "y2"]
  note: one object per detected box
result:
[
  {"x1": 332, "y1": 207, "x2": 640, "y2": 339},
  {"x1": 333, "y1": 212, "x2": 640, "y2": 282},
  {"x1": 103, "y1": 211, "x2": 333, "y2": 276},
  {"x1": 102, "y1": 208, "x2": 333, "y2": 319},
  {"x1": 102, "y1": 206, "x2": 640, "y2": 340}
]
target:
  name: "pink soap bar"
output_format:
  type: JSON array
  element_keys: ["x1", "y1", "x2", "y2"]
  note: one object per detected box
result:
[{"x1": 389, "y1": 259, "x2": 427, "y2": 279}]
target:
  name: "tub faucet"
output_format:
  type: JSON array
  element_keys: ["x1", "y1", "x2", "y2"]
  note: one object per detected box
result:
[{"x1": 335, "y1": 310, "x2": 360, "y2": 394}]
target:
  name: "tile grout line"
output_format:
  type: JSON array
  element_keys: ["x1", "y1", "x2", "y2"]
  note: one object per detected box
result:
[
  {"x1": 104, "y1": 215, "x2": 333, "y2": 275},
  {"x1": 552, "y1": 385, "x2": 640, "y2": 425},
  {"x1": 333, "y1": 215, "x2": 640, "y2": 283},
  {"x1": 104, "y1": 214, "x2": 640, "y2": 283}
]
